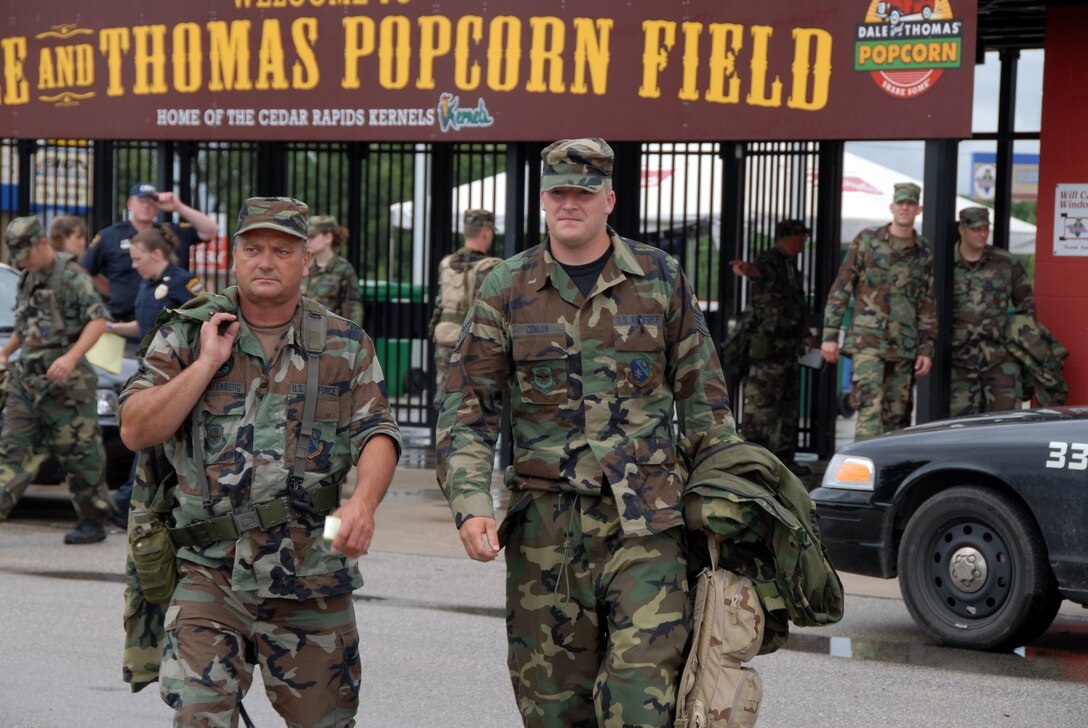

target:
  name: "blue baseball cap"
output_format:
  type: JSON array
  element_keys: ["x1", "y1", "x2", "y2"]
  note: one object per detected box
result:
[{"x1": 129, "y1": 182, "x2": 159, "y2": 199}]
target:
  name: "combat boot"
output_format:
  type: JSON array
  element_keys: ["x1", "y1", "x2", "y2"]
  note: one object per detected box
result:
[
  {"x1": 0, "y1": 487, "x2": 14, "y2": 521},
  {"x1": 64, "y1": 518, "x2": 107, "y2": 544}
]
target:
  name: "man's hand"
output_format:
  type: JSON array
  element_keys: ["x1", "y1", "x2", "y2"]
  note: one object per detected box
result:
[
  {"x1": 914, "y1": 355, "x2": 932, "y2": 376},
  {"x1": 46, "y1": 352, "x2": 78, "y2": 382},
  {"x1": 820, "y1": 340, "x2": 840, "y2": 364},
  {"x1": 155, "y1": 192, "x2": 181, "y2": 213},
  {"x1": 198, "y1": 313, "x2": 240, "y2": 370},
  {"x1": 459, "y1": 516, "x2": 500, "y2": 562},
  {"x1": 729, "y1": 259, "x2": 759, "y2": 279},
  {"x1": 330, "y1": 498, "x2": 374, "y2": 559}
]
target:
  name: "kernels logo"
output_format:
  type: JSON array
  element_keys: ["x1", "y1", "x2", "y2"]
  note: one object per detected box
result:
[
  {"x1": 437, "y1": 93, "x2": 494, "y2": 133},
  {"x1": 855, "y1": 1, "x2": 965, "y2": 98}
]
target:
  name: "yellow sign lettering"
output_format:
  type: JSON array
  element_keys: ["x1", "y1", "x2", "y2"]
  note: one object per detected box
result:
[
  {"x1": 705, "y1": 23, "x2": 743, "y2": 104},
  {"x1": 99, "y1": 28, "x2": 130, "y2": 98},
  {"x1": 256, "y1": 19, "x2": 289, "y2": 90},
  {"x1": 418, "y1": 15, "x2": 451, "y2": 91},
  {"x1": 746, "y1": 25, "x2": 781, "y2": 108},
  {"x1": 292, "y1": 17, "x2": 319, "y2": 89},
  {"x1": 526, "y1": 16, "x2": 564, "y2": 94},
  {"x1": 1, "y1": 37, "x2": 30, "y2": 105},
  {"x1": 487, "y1": 17, "x2": 521, "y2": 92},
  {"x1": 788, "y1": 28, "x2": 831, "y2": 111},
  {"x1": 678, "y1": 22, "x2": 702, "y2": 102},
  {"x1": 133, "y1": 25, "x2": 168, "y2": 95},
  {"x1": 453, "y1": 16, "x2": 482, "y2": 90},
  {"x1": 341, "y1": 17, "x2": 375, "y2": 90},
  {"x1": 173, "y1": 23, "x2": 202, "y2": 93},
  {"x1": 208, "y1": 20, "x2": 253, "y2": 91},
  {"x1": 378, "y1": 15, "x2": 410, "y2": 90},
  {"x1": 639, "y1": 20, "x2": 675, "y2": 99},
  {"x1": 570, "y1": 17, "x2": 610, "y2": 96}
]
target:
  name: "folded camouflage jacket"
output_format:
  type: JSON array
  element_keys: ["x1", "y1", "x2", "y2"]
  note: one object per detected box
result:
[
  {"x1": 1006, "y1": 313, "x2": 1069, "y2": 406},
  {"x1": 682, "y1": 440, "x2": 844, "y2": 654}
]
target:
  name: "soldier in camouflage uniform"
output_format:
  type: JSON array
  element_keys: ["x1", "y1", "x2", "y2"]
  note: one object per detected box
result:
[
  {"x1": 436, "y1": 139, "x2": 742, "y2": 727},
  {"x1": 301, "y1": 214, "x2": 364, "y2": 326},
  {"x1": 0, "y1": 216, "x2": 114, "y2": 544},
  {"x1": 821, "y1": 182, "x2": 936, "y2": 440},
  {"x1": 119, "y1": 198, "x2": 400, "y2": 726},
  {"x1": 730, "y1": 219, "x2": 814, "y2": 475},
  {"x1": 950, "y1": 206, "x2": 1034, "y2": 416},
  {"x1": 428, "y1": 209, "x2": 501, "y2": 408}
]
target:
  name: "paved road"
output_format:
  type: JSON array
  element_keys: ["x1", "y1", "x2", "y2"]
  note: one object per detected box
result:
[{"x1": 2, "y1": 470, "x2": 1087, "y2": 727}]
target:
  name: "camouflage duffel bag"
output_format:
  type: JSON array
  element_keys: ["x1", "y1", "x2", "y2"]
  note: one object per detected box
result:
[{"x1": 675, "y1": 535, "x2": 764, "y2": 728}]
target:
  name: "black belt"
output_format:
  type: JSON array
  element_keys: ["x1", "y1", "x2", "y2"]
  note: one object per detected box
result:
[{"x1": 169, "y1": 483, "x2": 340, "y2": 548}]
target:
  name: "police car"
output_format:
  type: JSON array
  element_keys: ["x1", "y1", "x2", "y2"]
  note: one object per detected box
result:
[
  {"x1": 812, "y1": 407, "x2": 1088, "y2": 651},
  {"x1": 0, "y1": 262, "x2": 136, "y2": 487}
]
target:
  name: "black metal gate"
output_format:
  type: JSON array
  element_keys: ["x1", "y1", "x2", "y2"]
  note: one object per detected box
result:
[{"x1": 1, "y1": 136, "x2": 839, "y2": 455}]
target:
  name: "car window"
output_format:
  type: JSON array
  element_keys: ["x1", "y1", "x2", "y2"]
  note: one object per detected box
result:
[{"x1": 0, "y1": 266, "x2": 17, "y2": 331}]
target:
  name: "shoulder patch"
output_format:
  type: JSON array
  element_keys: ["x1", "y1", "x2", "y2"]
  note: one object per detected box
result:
[
  {"x1": 185, "y1": 277, "x2": 203, "y2": 294},
  {"x1": 693, "y1": 305, "x2": 711, "y2": 336}
]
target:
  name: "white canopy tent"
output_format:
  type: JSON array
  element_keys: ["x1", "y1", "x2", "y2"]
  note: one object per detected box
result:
[{"x1": 390, "y1": 150, "x2": 1036, "y2": 254}]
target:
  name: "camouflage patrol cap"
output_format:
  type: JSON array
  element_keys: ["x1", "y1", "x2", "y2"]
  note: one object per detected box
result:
[
  {"x1": 5, "y1": 216, "x2": 44, "y2": 264},
  {"x1": 959, "y1": 206, "x2": 991, "y2": 228},
  {"x1": 307, "y1": 215, "x2": 339, "y2": 236},
  {"x1": 775, "y1": 218, "x2": 810, "y2": 239},
  {"x1": 893, "y1": 182, "x2": 921, "y2": 203},
  {"x1": 540, "y1": 138, "x2": 614, "y2": 192},
  {"x1": 463, "y1": 209, "x2": 495, "y2": 229},
  {"x1": 235, "y1": 196, "x2": 309, "y2": 241}
]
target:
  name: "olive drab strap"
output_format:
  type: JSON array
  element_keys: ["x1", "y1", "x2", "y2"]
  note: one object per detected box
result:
[
  {"x1": 289, "y1": 302, "x2": 329, "y2": 511},
  {"x1": 32, "y1": 250, "x2": 79, "y2": 345}
]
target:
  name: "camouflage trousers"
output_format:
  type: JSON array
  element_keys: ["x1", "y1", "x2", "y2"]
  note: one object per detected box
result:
[
  {"x1": 160, "y1": 561, "x2": 360, "y2": 728},
  {"x1": 504, "y1": 490, "x2": 691, "y2": 727},
  {"x1": 742, "y1": 358, "x2": 801, "y2": 459},
  {"x1": 0, "y1": 365, "x2": 110, "y2": 520},
  {"x1": 433, "y1": 344, "x2": 452, "y2": 409},
  {"x1": 950, "y1": 355, "x2": 1021, "y2": 417},
  {"x1": 850, "y1": 352, "x2": 915, "y2": 441}
]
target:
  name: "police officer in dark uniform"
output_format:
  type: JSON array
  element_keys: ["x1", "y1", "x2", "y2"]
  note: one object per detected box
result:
[
  {"x1": 105, "y1": 228, "x2": 203, "y2": 341},
  {"x1": 103, "y1": 228, "x2": 203, "y2": 525},
  {"x1": 82, "y1": 182, "x2": 216, "y2": 324}
]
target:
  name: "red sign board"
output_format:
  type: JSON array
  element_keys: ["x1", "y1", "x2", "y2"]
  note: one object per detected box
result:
[{"x1": 0, "y1": 0, "x2": 976, "y2": 141}]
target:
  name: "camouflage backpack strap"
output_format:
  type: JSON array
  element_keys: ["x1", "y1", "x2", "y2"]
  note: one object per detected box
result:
[
  {"x1": 467, "y1": 254, "x2": 501, "y2": 303},
  {"x1": 291, "y1": 298, "x2": 330, "y2": 505},
  {"x1": 46, "y1": 251, "x2": 78, "y2": 343}
]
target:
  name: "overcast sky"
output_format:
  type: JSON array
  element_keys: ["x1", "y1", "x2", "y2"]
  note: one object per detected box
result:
[{"x1": 848, "y1": 50, "x2": 1044, "y2": 199}]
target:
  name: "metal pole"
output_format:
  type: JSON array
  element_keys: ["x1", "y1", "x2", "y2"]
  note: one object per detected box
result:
[
  {"x1": 993, "y1": 49, "x2": 1019, "y2": 252},
  {"x1": 917, "y1": 139, "x2": 958, "y2": 424}
]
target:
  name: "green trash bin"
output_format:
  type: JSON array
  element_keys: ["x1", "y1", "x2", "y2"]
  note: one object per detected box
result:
[{"x1": 362, "y1": 280, "x2": 427, "y2": 398}]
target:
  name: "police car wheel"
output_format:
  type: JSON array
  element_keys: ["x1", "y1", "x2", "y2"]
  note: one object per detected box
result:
[{"x1": 897, "y1": 485, "x2": 1057, "y2": 651}]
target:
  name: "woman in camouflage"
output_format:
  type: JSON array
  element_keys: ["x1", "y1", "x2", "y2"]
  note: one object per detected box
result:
[{"x1": 300, "y1": 215, "x2": 363, "y2": 325}]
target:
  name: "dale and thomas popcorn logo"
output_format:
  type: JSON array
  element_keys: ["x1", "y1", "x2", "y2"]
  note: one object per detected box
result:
[{"x1": 855, "y1": 1, "x2": 965, "y2": 99}]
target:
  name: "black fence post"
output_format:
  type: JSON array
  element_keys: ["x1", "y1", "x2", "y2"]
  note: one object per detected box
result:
[{"x1": 813, "y1": 142, "x2": 844, "y2": 459}]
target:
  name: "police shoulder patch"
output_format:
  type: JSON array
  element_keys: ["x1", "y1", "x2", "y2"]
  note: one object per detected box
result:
[{"x1": 186, "y1": 277, "x2": 203, "y2": 295}]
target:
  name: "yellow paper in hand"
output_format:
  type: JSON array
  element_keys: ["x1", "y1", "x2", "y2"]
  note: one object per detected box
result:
[{"x1": 86, "y1": 331, "x2": 125, "y2": 374}]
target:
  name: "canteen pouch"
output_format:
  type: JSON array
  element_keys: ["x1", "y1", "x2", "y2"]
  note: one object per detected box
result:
[
  {"x1": 747, "y1": 335, "x2": 773, "y2": 361},
  {"x1": 129, "y1": 508, "x2": 178, "y2": 605},
  {"x1": 676, "y1": 560, "x2": 765, "y2": 728}
]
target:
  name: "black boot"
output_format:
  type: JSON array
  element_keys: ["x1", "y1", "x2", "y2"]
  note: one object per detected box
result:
[{"x1": 64, "y1": 518, "x2": 107, "y2": 544}]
